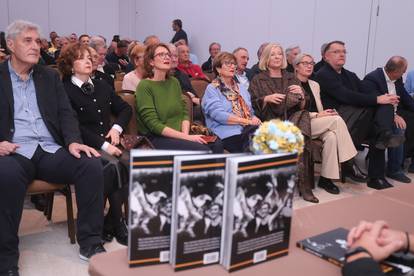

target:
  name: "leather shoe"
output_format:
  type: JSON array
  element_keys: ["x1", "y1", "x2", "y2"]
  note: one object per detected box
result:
[
  {"x1": 367, "y1": 178, "x2": 393, "y2": 190},
  {"x1": 375, "y1": 131, "x2": 405, "y2": 150},
  {"x1": 386, "y1": 172, "x2": 411, "y2": 183},
  {"x1": 318, "y1": 176, "x2": 340, "y2": 194},
  {"x1": 30, "y1": 195, "x2": 47, "y2": 212},
  {"x1": 342, "y1": 162, "x2": 367, "y2": 183},
  {"x1": 113, "y1": 218, "x2": 128, "y2": 246}
]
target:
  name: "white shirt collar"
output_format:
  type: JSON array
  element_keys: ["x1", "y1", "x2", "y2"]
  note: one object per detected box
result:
[
  {"x1": 71, "y1": 75, "x2": 94, "y2": 89},
  {"x1": 382, "y1": 68, "x2": 396, "y2": 84}
]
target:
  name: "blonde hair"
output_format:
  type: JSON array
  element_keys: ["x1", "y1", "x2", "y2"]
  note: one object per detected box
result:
[
  {"x1": 130, "y1": 43, "x2": 146, "y2": 66},
  {"x1": 258, "y1": 43, "x2": 287, "y2": 71}
]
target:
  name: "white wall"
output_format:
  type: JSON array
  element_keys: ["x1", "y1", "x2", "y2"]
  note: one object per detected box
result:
[{"x1": 1, "y1": 0, "x2": 413, "y2": 77}]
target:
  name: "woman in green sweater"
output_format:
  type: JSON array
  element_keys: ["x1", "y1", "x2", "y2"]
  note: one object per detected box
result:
[{"x1": 135, "y1": 43, "x2": 222, "y2": 152}]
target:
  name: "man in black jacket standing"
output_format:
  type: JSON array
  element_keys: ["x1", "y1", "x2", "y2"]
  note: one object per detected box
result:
[
  {"x1": 315, "y1": 41, "x2": 403, "y2": 191},
  {"x1": 171, "y1": 19, "x2": 188, "y2": 44},
  {"x1": 0, "y1": 20, "x2": 105, "y2": 276}
]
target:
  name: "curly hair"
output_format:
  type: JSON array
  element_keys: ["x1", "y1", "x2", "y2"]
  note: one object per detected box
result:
[
  {"x1": 57, "y1": 43, "x2": 91, "y2": 79},
  {"x1": 212, "y1": 51, "x2": 237, "y2": 77},
  {"x1": 143, "y1": 43, "x2": 171, "y2": 79}
]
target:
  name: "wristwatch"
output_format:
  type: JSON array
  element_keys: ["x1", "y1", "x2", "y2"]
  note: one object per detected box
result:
[{"x1": 344, "y1": 246, "x2": 372, "y2": 262}]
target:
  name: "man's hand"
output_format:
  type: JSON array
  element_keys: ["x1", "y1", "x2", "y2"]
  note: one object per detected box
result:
[
  {"x1": 106, "y1": 128, "x2": 120, "y2": 145},
  {"x1": 394, "y1": 114, "x2": 406, "y2": 129},
  {"x1": 119, "y1": 59, "x2": 128, "y2": 66},
  {"x1": 0, "y1": 141, "x2": 19, "y2": 156},
  {"x1": 377, "y1": 94, "x2": 399, "y2": 105},
  {"x1": 68, "y1": 143, "x2": 100, "y2": 158}
]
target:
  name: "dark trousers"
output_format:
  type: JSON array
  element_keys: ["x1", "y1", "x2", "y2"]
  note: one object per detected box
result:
[
  {"x1": 222, "y1": 125, "x2": 258, "y2": 153},
  {"x1": 0, "y1": 147, "x2": 104, "y2": 273},
  {"x1": 149, "y1": 136, "x2": 223, "y2": 153},
  {"x1": 387, "y1": 127, "x2": 405, "y2": 174},
  {"x1": 338, "y1": 104, "x2": 394, "y2": 178},
  {"x1": 398, "y1": 108, "x2": 414, "y2": 158}
]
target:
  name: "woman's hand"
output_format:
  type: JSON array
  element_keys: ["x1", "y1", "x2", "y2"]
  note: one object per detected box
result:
[
  {"x1": 317, "y1": 109, "x2": 338, "y2": 118},
  {"x1": 250, "y1": 116, "x2": 262, "y2": 125},
  {"x1": 185, "y1": 134, "x2": 207, "y2": 144},
  {"x1": 264, "y1": 93, "x2": 286, "y2": 104},
  {"x1": 106, "y1": 144, "x2": 122, "y2": 157},
  {"x1": 106, "y1": 128, "x2": 121, "y2": 145}
]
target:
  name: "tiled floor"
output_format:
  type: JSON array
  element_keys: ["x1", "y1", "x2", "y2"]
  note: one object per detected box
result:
[{"x1": 17, "y1": 167, "x2": 413, "y2": 276}]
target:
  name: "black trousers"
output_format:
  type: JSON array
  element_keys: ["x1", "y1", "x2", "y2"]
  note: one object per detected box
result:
[
  {"x1": 149, "y1": 136, "x2": 224, "y2": 153},
  {"x1": 0, "y1": 146, "x2": 104, "y2": 273},
  {"x1": 338, "y1": 104, "x2": 394, "y2": 178},
  {"x1": 398, "y1": 108, "x2": 414, "y2": 158}
]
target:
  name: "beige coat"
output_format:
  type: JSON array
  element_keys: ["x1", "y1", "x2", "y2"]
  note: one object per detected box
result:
[{"x1": 308, "y1": 80, "x2": 357, "y2": 179}]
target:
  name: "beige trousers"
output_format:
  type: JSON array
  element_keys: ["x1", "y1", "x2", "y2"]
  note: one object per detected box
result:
[{"x1": 311, "y1": 115, "x2": 357, "y2": 179}]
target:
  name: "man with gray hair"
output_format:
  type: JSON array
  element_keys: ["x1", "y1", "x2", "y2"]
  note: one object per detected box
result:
[
  {"x1": 285, "y1": 45, "x2": 301, "y2": 73},
  {"x1": 233, "y1": 47, "x2": 251, "y2": 90},
  {"x1": 363, "y1": 56, "x2": 414, "y2": 183},
  {"x1": 0, "y1": 20, "x2": 105, "y2": 275}
]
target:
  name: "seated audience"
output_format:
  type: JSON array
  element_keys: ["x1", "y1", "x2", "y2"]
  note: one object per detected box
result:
[
  {"x1": 48, "y1": 35, "x2": 60, "y2": 56},
  {"x1": 315, "y1": 41, "x2": 403, "y2": 190},
  {"x1": 124, "y1": 41, "x2": 138, "y2": 73},
  {"x1": 313, "y1": 43, "x2": 328, "y2": 73},
  {"x1": 177, "y1": 44, "x2": 209, "y2": 81},
  {"x1": 405, "y1": 69, "x2": 414, "y2": 96},
  {"x1": 171, "y1": 19, "x2": 188, "y2": 44},
  {"x1": 58, "y1": 43, "x2": 132, "y2": 246},
  {"x1": 78, "y1": 34, "x2": 90, "y2": 45},
  {"x1": 106, "y1": 40, "x2": 129, "y2": 71},
  {"x1": 247, "y1": 42, "x2": 269, "y2": 81},
  {"x1": 143, "y1": 35, "x2": 160, "y2": 47},
  {"x1": 0, "y1": 21, "x2": 105, "y2": 275},
  {"x1": 89, "y1": 46, "x2": 114, "y2": 89},
  {"x1": 135, "y1": 43, "x2": 223, "y2": 152},
  {"x1": 122, "y1": 43, "x2": 145, "y2": 91},
  {"x1": 294, "y1": 53, "x2": 357, "y2": 193},
  {"x1": 202, "y1": 52, "x2": 261, "y2": 152},
  {"x1": 175, "y1": 39, "x2": 199, "y2": 65},
  {"x1": 89, "y1": 36, "x2": 117, "y2": 78},
  {"x1": 69, "y1": 32, "x2": 77, "y2": 43},
  {"x1": 249, "y1": 43, "x2": 317, "y2": 203},
  {"x1": 363, "y1": 56, "x2": 414, "y2": 181},
  {"x1": 285, "y1": 45, "x2": 301, "y2": 73},
  {"x1": 233, "y1": 47, "x2": 251, "y2": 90},
  {"x1": 48, "y1": 30, "x2": 58, "y2": 46},
  {"x1": 343, "y1": 220, "x2": 414, "y2": 276},
  {"x1": 201, "y1": 42, "x2": 221, "y2": 73},
  {"x1": 54, "y1": 36, "x2": 70, "y2": 60}
]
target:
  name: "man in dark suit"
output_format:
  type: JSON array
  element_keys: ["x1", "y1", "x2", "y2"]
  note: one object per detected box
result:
[
  {"x1": 363, "y1": 56, "x2": 414, "y2": 184},
  {"x1": 315, "y1": 41, "x2": 403, "y2": 191},
  {"x1": 233, "y1": 47, "x2": 252, "y2": 91},
  {"x1": 170, "y1": 19, "x2": 188, "y2": 44},
  {"x1": 0, "y1": 20, "x2": 105, "y2": 275}
]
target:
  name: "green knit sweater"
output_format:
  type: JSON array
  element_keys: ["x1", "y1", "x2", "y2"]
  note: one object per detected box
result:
[{"x1": 135, "y1": 77, "x2": 189, "y2": 136}]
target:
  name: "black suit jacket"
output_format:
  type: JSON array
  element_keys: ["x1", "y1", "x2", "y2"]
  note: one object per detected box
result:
[
  {"x1": 315, "y1": 63, "x2": 377, "y2": 110},
  {"x1": 342, "y1": 258, "x2": 384, "y2": 276},
  {"x1": 362, "y1": 68, "x2": 414, "y2": 112},
  {"x1": 63, "y1": 79, "x2": 132, "y2": 149},
  {"x1": 0, "y1": 62, "x2": 82, "y2": 146}
]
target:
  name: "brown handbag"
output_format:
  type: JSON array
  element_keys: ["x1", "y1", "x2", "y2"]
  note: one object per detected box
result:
[{"x1": 120, "y1": 134, "x2": 154, "y2": 150}]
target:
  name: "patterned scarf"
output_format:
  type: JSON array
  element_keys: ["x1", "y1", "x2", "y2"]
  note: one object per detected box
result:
[{"x1": 212, "y1": 77, "x2": 251, "y2": 120}]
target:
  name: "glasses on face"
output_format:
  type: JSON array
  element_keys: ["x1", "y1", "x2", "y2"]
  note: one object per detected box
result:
[
  {"x1": 328, "y1": 50, "x2": 347, "y2": 55},
  {"x1": 223, "y1": 60, "x2": 237, "y2": 67},
  {"x1": 154, "y1": 52, "x2": 171, "y2": 59},
  {"x1": 299, "y1": 61, "x2": 315, "y2": 67}
]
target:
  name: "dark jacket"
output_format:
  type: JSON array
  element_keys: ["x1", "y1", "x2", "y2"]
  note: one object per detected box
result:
[
  {"x1": 171, "y1": 29, "x2": 188, "y2": 44},
  {"x1": 247, "y1": 63, "x2": 261, "y2": 81},
  {"x1": 0, "y1": 62, "x2": 82, "y2": 146},
  {"x1": 63, "y1": 79, "x2": 132, "y2": 149},
  {"x1": 315, "y1": 63, "x2": 377, "y2": 110},
  {"x1": 201, "y1": 56, "x2": 213, "y2": 72},
  {"x1": 342, "y1": 258, "x2": 384, "y2": 276},
  {"x1": 173, "y1": 69, "x2": 195, "y2": 94},
  {"x1": 362, "y1": 67, "x2": 414, "y2": 112},
  {"x1": 93, "y1": 70, "x2": 114, "y2": 89}
]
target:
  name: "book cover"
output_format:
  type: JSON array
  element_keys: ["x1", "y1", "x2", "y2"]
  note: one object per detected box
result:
[
  {"x1": 128, "y1": 150, "x2": 206, "y2": 267},
  {"x1": 170, "y1": 154, "x2": 243, "y2": 271},
  {"x1": 221, "y1": 153, "x2": 298, "y2": 272}
]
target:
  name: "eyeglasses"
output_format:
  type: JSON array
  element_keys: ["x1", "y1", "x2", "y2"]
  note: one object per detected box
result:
[
  {"x1": 299, "y1": 61, "x2": 315, "y2": 67},
  {"x1": 328, "y1": 50, "x2": 347, "y2": 55},
  {"x1": 154, "y1": 52, "x2": 171, "y2": 59},
  {"x1": 223, "y1": 60, "x2": 237, "y2": 67}
]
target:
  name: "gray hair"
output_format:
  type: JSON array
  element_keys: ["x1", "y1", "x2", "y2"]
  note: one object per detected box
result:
[
  {"x1": 384, "y1": 56, "x2": 407, "y2": 73},
  {"x1": 285, "y1": 45, "x2": 300, "y2": 55},
  {"x1": 6, "y1": 20, "x2": 41, "y2": 40},
  {"x1": 292, "y1": 53, "x2": 314, "y2": 67},
  {"x1": 320, "y1": 43, "x2": 328, "y2": 55},
  {"x1": 89, "y1": 36, "x2": 106, "y2": 50},
  {"x1": 233, "y1": 47, "x2": 248, "y2": 55}
]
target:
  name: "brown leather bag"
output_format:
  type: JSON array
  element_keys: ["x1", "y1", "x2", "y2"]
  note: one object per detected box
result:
[{"x1": 120, "y1": 134, "x2": 154, "y2": 150}]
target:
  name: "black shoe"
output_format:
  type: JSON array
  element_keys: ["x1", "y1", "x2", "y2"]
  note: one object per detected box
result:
[
  {"x1": 367, "y1": 178, "x2": 394, "y2": 190},
  {"x1": 102, "y1": 228, "x2": 114, "y2": 243},
  {"x1": 343, "y1": 162, "x2": 367, "y2": 183},
  {"x1": 79, "y1": 243, "x2": 106, "y2": 261},
  {"x1": 387, "y1": 172, "x2": 411, "y2": 183},
  {"x1": 114, "y1": 219, "x2": 128, "y2": 246},
  {"x1": 30, "y1": 194, "x2": 47, "y2": 212},
  {"x1": 318, "y1": 176, "x2": 340, "y2": 194},
  {"x1": 375, "y1": 131, "x2": 405, "y2": 150},
  {"x1": 0, "y1": 269, "x2": 19, "y2": 276}
]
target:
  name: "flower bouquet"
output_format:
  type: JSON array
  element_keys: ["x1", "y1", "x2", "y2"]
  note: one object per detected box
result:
[{"x1": 250, "y1": 119, "x2": 304, "y2": 154}]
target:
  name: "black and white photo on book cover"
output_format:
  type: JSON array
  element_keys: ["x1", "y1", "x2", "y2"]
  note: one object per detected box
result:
[
  {"x1": 222, "y1": 154, "x2": 297, "y2": 271},
  {"x1": 171, "y1": 156, "x2": 229, "y2": 270}
]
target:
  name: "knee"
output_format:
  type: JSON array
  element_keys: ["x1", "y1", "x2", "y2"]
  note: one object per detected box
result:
[
  {"x1": 0, "y1": 158, "x2": 31, "y2": 186},
  {"x1": 322, "y1": 131, "x2": 336, "y2": 144},
  {"x1": 76, "y1": 156, "x2": 104, "y2": 181}
]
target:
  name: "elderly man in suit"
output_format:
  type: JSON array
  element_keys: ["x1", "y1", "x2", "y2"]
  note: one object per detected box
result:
[
  {"x1": 0, "y1": 20, "x2": 105, "y2": 276},
  {"x1": 362, "y1": 56, "x2": 414, "y2": 183}
]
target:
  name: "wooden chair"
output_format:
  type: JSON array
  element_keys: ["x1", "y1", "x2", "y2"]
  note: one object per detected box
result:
[
  {"x1": 115, "y1": 71, "x2": 125, "y2": 81},
  {"x1": 27, "y1": 180, "x2": 76, "y2": 244},
  {"x1": 118, "y1": 89, "x2": 135, "y2": 95},
  {"x1": 182, "y1": 93, "x2": 194, "y2": 124},
  {"x1": 190, "y1": 79, "x2": 209, "y2": 99},
  {"x1": 203, "y1": 71, "x2": 215, "y2": 81},
  {"x1": 118, "y1": 93, "x2": 139, "y2": 136}
]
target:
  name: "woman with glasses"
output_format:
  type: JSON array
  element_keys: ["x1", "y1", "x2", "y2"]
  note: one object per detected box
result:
[
  {"x1": 249, "y1": 43, "x2": 317, "y2": 203},
  {"x1": 202, "y1": 52, "x2": 261, "y2": 152},
  {"x1": 122, "y1": 43, "x2": 145, "y2": 91},
  {"x1": 135, "y1": 43, "x2": 223, "y2": 152},
  {"x1": 58, "y1": 43, "x2": 132, "y2": 245},
  {"x1": 294, "y1": 53, "x2": 357, "y2": 195}
]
